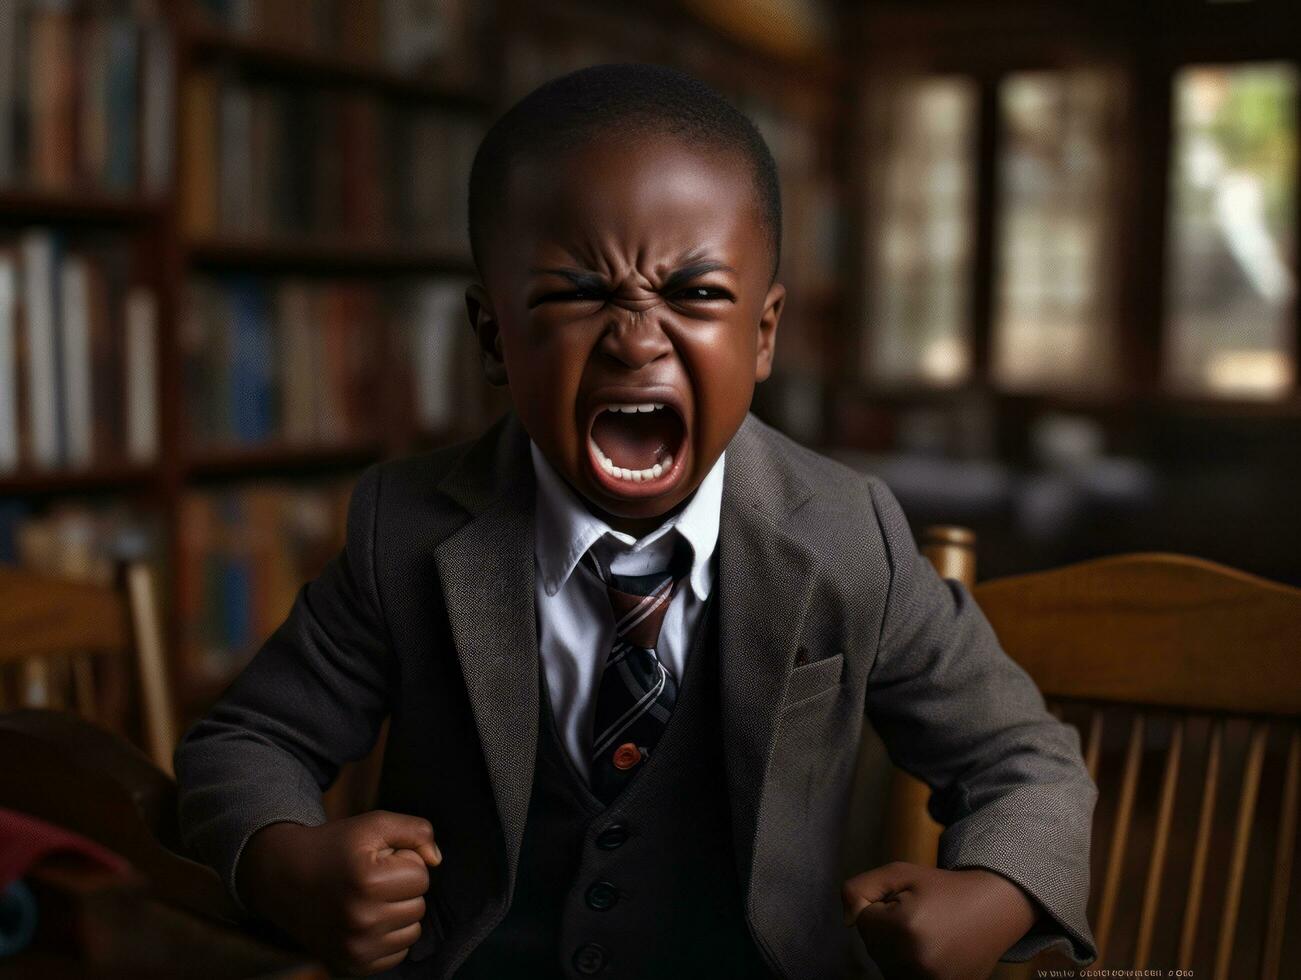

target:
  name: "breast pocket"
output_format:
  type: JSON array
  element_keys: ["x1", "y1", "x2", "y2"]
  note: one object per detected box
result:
[{"x1": 782, "y1": 651, "x2": 844, "y2": 708}]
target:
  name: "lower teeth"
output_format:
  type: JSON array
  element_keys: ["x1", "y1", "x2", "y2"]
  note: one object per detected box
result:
[{"x1": 591, "y1": 440, "x2": 673, "y2": 482}]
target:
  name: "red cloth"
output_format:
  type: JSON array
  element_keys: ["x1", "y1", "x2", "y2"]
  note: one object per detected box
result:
[{"x1": 0, "y1": 807, "x2": 130, "y2": 888}]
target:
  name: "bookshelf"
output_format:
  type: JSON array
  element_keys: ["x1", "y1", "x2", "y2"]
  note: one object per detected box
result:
[{"x1": 0, "y1": 0, "x2": 850, "y2": 743}]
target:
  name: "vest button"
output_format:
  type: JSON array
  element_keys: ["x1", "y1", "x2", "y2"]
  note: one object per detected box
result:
[
  {"x1": 613, "y1": 742, "x2": 641, "y2": 769},
  {"x1": 585, "y1": 880, "x2": 618, "y2": 910},
  {"x1": 595, "y1": 823, "x2": 628, "y2": 849},
  {"x1": 573, "y1": 942, "x2": 608, "y2": 974}
]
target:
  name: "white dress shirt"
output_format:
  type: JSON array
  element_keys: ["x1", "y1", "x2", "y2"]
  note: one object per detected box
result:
[{"x1": 529, "y1": 439, "x2": 725, "y2": 783}]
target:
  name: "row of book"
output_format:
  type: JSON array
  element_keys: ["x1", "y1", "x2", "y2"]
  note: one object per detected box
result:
[
  {"x1": 180, "y1": 71, "x2": 480, "y2": 249},
  {"x1": 189, "y1": 0, "x2": 483, "y2": 87},
  {"x1": 182, "y1": 275, "x2": 473, "y2": 448},
  {"x1": 0, "y1": 498, "x2": 161, "y2": 582},
  {"x1": 178, "y1": 480, "x2": 351, "y2": 679},
  {"x1": 0, "y1": 229, "x2": 158, "y2": 474},
  {"x1": 0, "y1": 0, "x2": 172, "y2": 194}
]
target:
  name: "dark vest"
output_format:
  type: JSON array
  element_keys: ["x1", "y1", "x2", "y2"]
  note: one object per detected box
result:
[{"x1": 454, "y1": 589, "x2": 774, "y2": 979}]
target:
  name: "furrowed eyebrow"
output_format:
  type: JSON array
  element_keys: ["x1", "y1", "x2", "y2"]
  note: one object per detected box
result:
[
  {"x1": 528, "y1": 261, "x2": 735, "y2": 292},
  {"x1": 528, "y1": 267, "x2": 609, "y2": 292},
  {"x1": 661, "y1": 260, "x2": 735, "y2": 291}
]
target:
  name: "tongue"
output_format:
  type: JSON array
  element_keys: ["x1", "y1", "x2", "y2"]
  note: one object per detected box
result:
[{"x1": 591, "y1": 410, "x2": 678, "y2": 470}]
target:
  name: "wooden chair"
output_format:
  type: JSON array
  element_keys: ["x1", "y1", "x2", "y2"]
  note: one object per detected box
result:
[
  {"x1": 885, "y1": 525, "x2": 1301, "y2": 978},
  {"x1": 0, "y1": 709, "x2": 326, "y2": 977},
  {"x1": 0, "y1": 565, "x2": 327, "y2": 975},
  {"x1": 0, "y1": 561, "x2": 177, "y2": 775}
]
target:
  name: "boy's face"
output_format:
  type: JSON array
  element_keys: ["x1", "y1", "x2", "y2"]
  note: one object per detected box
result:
[{"x1": 467, "y1": 134, "x2": 785, "y2": 536}]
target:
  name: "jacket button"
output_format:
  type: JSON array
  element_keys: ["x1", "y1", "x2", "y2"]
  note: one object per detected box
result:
[
  {"x1": 595, "y1": 823, "x2": 628, "y2": 849},
  {"x1": 794, "y1": 646, "x2": 809, "y2": 666},
  {"x1": 586, "y1": 880, "x2": 618, "y2": 910},
  {"x1": 612, "y1": 742, "x2": 641, "y2": 769},
  {"x1": 573, "y1": 942, "x2": 607, "y2": 974}
]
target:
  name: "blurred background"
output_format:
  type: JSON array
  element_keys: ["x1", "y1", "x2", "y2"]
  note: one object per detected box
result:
[{"x1": 0, "y1": 0, "x2": 1297, "y2": 738}]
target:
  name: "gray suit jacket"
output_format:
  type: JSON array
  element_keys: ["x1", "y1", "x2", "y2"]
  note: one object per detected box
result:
[{"x1": 175, "y1": 407, "x2": 1099, "y2": 978}]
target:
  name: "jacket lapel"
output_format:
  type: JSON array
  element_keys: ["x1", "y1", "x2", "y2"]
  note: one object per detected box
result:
[
  {"x1": 717, "y1": 413, "x2": 818, "y2": 898},
  {"x1": 432, "y1": 409, "x2": 540, "y2": 897}
]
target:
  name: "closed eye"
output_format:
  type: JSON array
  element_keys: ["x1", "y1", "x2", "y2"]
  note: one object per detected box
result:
[
  {"x1": 531, "y1": 289, "x2": 607, "y2": 307},
  {"x1": 670, "y1": 286, "x2": 734, "y2": 302}
]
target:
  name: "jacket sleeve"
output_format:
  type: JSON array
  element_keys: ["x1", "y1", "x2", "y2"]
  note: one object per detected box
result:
[
  {"x1": 862, "y1": 475, "x2": 1098, "y2": 966},
  {"x1": 173, "y1": 462, "x2": 394, "y2": 911}
]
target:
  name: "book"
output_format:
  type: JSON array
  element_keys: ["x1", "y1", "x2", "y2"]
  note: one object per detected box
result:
[
  {"x1": 20, "y1": 228, "x2": 60, "y2": 469},
  {"x1": 140, "y1": 18, "x2": 174, "y2": 195},
  {"x1": 58, "y1": 252, "x2": 92, "y2": 467},
  {"x1": 0, "y1": 254, "x2": 16, "y2": 472},
  {"x1": 102, "y1": 15, "x2": 139, "y2": 192},
  {"x1": 28, "y1": 0, "x2": 77, "y2": 191},
  {"x1": 407, "y1": 279, "x2": 465, "y2": 431},
  {"x1": 180, "y1": 71, "x2": 219, "y2": 235},
  {"x1": 0, "y1": 1, "x2": 20, "y2": 185},
  {"x1": 125, "y1": 287, "x2": 158, "y2": 463}
]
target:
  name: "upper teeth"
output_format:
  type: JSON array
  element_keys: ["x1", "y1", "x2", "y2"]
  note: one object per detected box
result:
[{"x1": 605, "y1": 403, "x2": 665, "y2": 413}]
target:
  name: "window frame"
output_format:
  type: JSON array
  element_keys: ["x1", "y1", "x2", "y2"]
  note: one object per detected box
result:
[{"x1": 846, "y1": 1, "x2": 1301, "y2": 427}]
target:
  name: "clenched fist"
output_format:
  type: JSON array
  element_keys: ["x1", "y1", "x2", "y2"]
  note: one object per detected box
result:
[
  {"x1": 842, "y1": 862, "x2": 1039, "y2": 980},
  {"x1": 237, "y1": 810, "x2": 443, "y2": 976}
]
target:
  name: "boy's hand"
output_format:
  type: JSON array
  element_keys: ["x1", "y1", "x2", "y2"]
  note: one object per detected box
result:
[
  {"x1": 238, "y1": 810, "x2": 443, "y2": 976},
  {"x1": 842, "y1": 862, "x2": 1038, "y2": 980}
]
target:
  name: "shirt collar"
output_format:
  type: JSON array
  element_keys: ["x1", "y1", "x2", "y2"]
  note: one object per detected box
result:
[{"x1": 530, "y1": 439, "x2": 724, "y2": 602}]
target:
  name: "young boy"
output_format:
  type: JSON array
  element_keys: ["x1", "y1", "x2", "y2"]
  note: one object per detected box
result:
[{"x1": 175, "y1": 64, "x2": 1098, "y2": 979}]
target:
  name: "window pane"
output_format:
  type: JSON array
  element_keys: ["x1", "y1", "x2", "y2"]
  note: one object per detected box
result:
[
  {"x1": 1167, "y1": 63, "x2": 1297, "y2": 398},
  {"x1": 863, "y1": 77, "x2": 978, "y2": 386},
  {"x1": 993, "y1": 69, "x2": 1124, "y2": 392}
]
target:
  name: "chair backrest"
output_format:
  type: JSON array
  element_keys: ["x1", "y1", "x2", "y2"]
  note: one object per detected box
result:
[
  {"x1": 889, "y1": 526, "x2": 1301, "y2": 978},
  {"x1": 0, "y1": 561, "x2": 176, "y2": 775}
]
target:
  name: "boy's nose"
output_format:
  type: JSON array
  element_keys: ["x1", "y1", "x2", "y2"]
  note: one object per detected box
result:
[{"x1": 598, "y1": 308, "x2": 672, "y2": 369}]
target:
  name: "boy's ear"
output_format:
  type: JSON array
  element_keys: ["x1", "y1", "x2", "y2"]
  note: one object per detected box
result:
[
  {"x1": 465, "y1": 283, "x2": 508, "y2": 386},
  {"x1": 754, "y1": 281, "x2": 785, "y2": 384}
]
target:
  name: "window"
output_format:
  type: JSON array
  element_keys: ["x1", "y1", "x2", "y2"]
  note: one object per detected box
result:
[
  {"x1": 993, "y1": 70, "x2": 1124, "y2": 392},
  {"x1": 863, "y1": 77, "x2": 978, "y2": 385},
  {"x1": 862, "y1": 53, "x2": 1300, "y2": 404},
  {"x1": 1166, "y1": 63, "x2": 1297, "y2": 398}
]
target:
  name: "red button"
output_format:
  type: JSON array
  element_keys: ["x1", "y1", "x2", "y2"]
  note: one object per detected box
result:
[{"x1": 613, "y1": 743, "x2": 641, "y2": 769}]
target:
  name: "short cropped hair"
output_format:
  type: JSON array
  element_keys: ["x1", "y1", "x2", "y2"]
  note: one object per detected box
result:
[{"x1": 467, "y1": 63, "x2": 782, "y2": 284}]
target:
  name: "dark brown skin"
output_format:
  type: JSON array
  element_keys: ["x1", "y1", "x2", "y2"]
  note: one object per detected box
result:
[
  {"x1": 842, "y1": 862, "x2": 1042, "y2": 979},
  {"x1": 240, "y1": 132, "x2": 1040, "y2": 977},
  {"x1": 238, "y1": 812, "x2": 441, "y2": 976},
  {"x1": 466, "y1": 134, "x2": 783, "y2": 537}
]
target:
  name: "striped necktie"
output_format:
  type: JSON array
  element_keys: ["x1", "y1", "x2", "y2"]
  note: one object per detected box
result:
[{"x1": 582, "y1": 535, "x2": 692, "y2": 804}]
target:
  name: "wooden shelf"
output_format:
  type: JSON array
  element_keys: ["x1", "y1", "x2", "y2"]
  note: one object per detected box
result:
[
  {"x1": 183, "y1": 441, "x2": 387, "y2": 482},
  {"x1": 0, "y1": 189, "x2": 164, "y2": 225},
  {"x1": 0, "y1": 463, "x2": 160, "y2": 497},
  {"x1": 185, "y1": 236, "x2": 477, "y2": 276},
  {"x1": 182, "y1": 25, "x2": 490, "y2": 112},
  {"x1": 0, "y1": 2, "x2": 850, "y2": 742}
]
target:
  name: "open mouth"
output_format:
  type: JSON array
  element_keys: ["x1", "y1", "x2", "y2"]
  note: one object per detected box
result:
[{"x1": 586, "y1": 399, "x2": 688, "y2": 496}]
